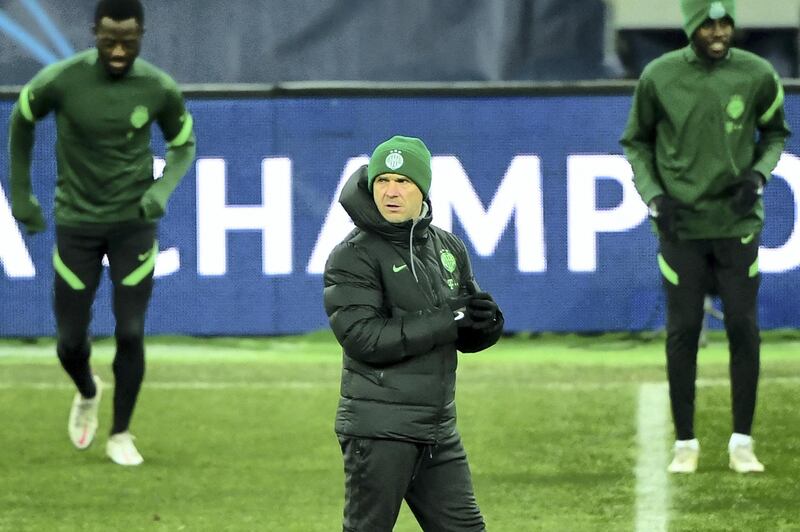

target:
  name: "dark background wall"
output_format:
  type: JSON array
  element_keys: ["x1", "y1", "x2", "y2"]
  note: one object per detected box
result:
[{"x1": 0, "y1": 0, "x2": 610, "y2": 84}]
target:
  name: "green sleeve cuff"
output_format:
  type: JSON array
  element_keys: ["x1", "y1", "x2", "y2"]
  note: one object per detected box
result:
[
  {"x1": 751, "y1": 164, "x2": 773, "y2": 183},
  {"x1": 17, "y1": 85, "x2": 35, "y2": 122},
  {"x1": 635, "y1": 179, "x2": 665, "y2": 205},
  {"x1": 168, "y1": 113, "x2": 194, "y2": 147}
]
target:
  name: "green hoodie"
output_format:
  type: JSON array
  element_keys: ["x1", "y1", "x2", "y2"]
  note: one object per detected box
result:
[{"x1": 620, "y1": 46, "x2": 790, "y2": 239}]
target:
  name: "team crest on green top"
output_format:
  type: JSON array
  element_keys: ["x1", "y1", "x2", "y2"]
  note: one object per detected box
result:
[
  {"x1": 726, "y1": 95, "x2": 744, "y2": 120},
  {"x1": 440, "y1": 249, "x2": 457, "y2": 273},
  {"x1": 130, "y1": 105, "x2": 149, "y2": 129}
]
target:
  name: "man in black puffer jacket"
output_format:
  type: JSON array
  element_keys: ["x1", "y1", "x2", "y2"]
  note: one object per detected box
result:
[{"x1": 324, "y1": 136, "x2": 503, "y2": 531}]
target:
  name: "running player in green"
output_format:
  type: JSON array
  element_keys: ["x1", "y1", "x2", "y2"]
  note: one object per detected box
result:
[
  {"x1": 621, "y1": 0, "x2": 790, "y2": 473},
  {"x1": 8, "y1": 0, "x2": 196, "y2": 465}
]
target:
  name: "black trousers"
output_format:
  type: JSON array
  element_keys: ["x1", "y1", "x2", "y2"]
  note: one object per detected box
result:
[
  {"x1": 54, "y1": 223, "x2": 157, "y2": 435},
  {"x1": 338, "y1": 432, "x2": 485, "y2": 532},
  {"x1": 658, "y1": 235, "x2": 761, "y2": 440}
]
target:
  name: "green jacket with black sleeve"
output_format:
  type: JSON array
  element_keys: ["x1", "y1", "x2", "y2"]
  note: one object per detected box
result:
[
  {"x1": 620, "y1": 45, "x2": 790, "y2": 239},
  {"x1": 8, "y1": 49, "x2": 196, "y2": 230},
  {"x1": 323, "y1": 166, "x2": 504, "y2": 443}
]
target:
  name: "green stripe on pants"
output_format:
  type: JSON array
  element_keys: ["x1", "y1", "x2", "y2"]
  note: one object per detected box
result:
[
  {"x1": 658, "y1": 253, "x2": 679, "y2": 286},
  {"x1": 748, "y1": 257, "x2": 759, "y2": 278},
  {"x1": 121, "y1": 240, "x2": 158, "y2": 286},
  {"x1": 53, "y1": 249, "x2": 86, "y2": 290}
]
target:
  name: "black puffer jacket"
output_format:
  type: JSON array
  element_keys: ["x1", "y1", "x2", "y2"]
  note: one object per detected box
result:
[{"x1": 323, "y1": 165, "x2": 503, "y2": 443}]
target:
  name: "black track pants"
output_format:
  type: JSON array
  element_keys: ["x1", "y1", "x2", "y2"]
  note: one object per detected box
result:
[
  {"x1": 54, "y1": 223, "x2": 156, "y2": 435},
  {"x1": 658, "y1": 235, "x2": 761, "y2": 440},
  {"x1": 338, "y1": 432, "x2": 486, "y2": 532}
]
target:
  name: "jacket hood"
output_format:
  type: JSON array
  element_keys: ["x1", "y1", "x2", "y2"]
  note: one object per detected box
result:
[{"x1": 339, "y1": 165, "x2": 432, "y2": 246}]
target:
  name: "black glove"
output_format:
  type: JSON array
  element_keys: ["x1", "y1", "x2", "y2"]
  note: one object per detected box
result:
[
  {"x1": 731, "y1": 169, "x2": 764, "y2": 215},
  {"x1": 467, "y1": 292, "x2": 499, "y2": 330},
  {"x1": 649, "y1": 195, "x2": 691, "y2": 241},
  {"x1": 11, "y1": 194, "x2": 46, "y2": 234},
  {"x1": 140, "y1": 188, "x2": 167, "y2": 221},
  {"x1": 446, "y1": 294, "x2": 474, "y2": 328}
]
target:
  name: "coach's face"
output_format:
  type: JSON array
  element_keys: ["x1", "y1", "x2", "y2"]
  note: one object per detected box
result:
[
  {"x1": 372, "y1": 173, "x2": 424, "y2": 223},
  {"x1": 95, "y1": 17, "x2": 143, "y2": 78}
]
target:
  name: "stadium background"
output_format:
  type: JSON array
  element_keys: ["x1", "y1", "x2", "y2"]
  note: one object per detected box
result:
[
  {"x1": 3, "y1": 3, "x2": 800, "y2": 531},
  {"x1": 1, "y1": 0, "x2": 799, "y2": 336}
]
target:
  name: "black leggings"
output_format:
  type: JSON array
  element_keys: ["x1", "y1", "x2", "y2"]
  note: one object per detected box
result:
[
  {"x1": 659, "y1": 235, "x2": 761, "y2": 440},
  {"x1": 54, "y1": 223, "x2": 156, "y2": 435}
]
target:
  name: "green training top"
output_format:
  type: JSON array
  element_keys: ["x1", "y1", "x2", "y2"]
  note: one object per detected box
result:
[
  {"x1": 8, "y1": 49, "x2": 196, "y2": 226},
  {"x1": 620, "y1": 45, "x2": 790, "y2": 239}
]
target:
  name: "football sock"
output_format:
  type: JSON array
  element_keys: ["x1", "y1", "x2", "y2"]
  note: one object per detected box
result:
[{"x1": 111, "y1": 337, "x2": 145, "y2": 434}]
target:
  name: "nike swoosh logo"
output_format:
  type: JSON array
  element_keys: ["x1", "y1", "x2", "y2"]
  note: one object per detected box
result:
[
  {"x1": 741, "y1": 234, "x2": 754, "y2": 244},
  {"x1": 454, "y1": 311, "x2": 465, "y2": 321},
  {"x1": 392, "y1": 264, "x2": 408, "y2": 273}
]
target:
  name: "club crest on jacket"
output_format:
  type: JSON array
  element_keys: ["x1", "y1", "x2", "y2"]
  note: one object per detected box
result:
[
  {"x1": 130, "y1": 105, "x2": 149, "y2": 129},
  {"x1": 726, "y1": 95, "x2": 744, "y2": 120}
]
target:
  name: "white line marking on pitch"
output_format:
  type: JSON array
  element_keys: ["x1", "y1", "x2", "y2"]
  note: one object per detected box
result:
[
  {"x1": 635, "y1": 382, "x2": 669, "y2": 532},
  {"x1": 0, "y1": 381, "x2": 325, "y2": 390},
  {"x1": 0, "y1": 376, "x2": 798, "y2": 392}
]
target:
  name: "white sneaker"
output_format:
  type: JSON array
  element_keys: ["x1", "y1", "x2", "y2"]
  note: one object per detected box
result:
[
  {"x1": 729, "y1": 443, "x2": 765, "y2": 473},
  {"x1": 106, "y1": 432, "x2": 144, "y2": 466},
  {"x1": 68, "y1": 375, "x2": 103, "y2": 450},
  {"x1": 667, "y1": 440, "x2": 699, "y2": 473}
]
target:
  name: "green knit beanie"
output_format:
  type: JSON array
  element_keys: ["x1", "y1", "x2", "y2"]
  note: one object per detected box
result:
[
  {"x1": 681, "y1": 0, "x2": 736, "y2": 38},
  {"x1": 367, "y1": 136, "x2": 432, "y2": 198}
]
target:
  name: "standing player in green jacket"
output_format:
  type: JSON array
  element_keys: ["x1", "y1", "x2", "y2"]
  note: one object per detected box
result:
[
  {"x1": 8, "y1": 0, "x2": 196, "y2": 465},
  {"x1": 621, "y1": 0, "x2": 789, "y2": 474},
  {"x1": 324, "y1": 136, "x2": 503, "y2": 531}
]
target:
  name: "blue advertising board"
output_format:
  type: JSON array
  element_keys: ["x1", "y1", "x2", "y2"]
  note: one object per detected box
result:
[{"x1": 1, "y1": 93, "x2": 799, "y2": 336}]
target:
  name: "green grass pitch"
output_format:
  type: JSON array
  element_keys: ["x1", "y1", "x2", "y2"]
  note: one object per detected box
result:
[{"x1": 1, "y1": 331, "x2": 799, "y2": 531}]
